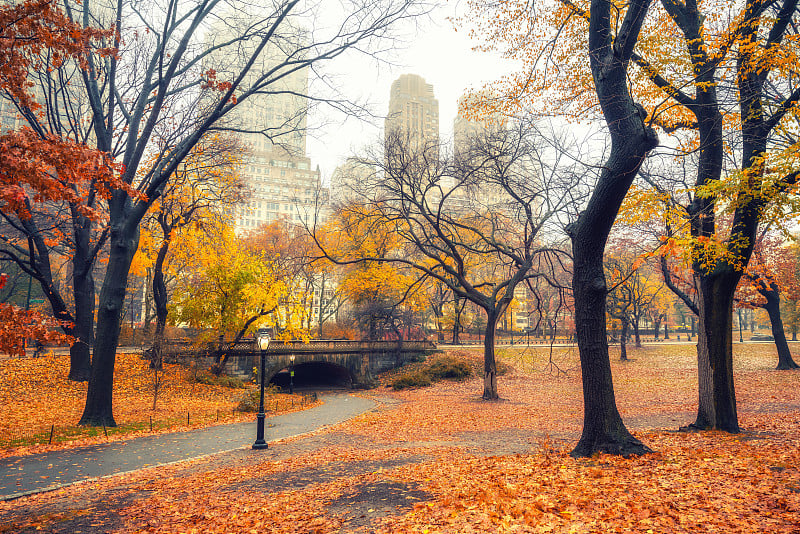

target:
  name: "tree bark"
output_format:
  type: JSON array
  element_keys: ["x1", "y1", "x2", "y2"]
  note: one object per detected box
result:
[
  {"x1": 68, "y1": 213, "x2": 95, "y2": 382},
  {"x1": 149, "y1": 237, "x2": 170, "y2": 370},
  {"x1": 452, "y1": 296, "x2": 465, "y2": 345},
  {"x1": 568, "y1": 0, "x2": 656, "y2": 457},
  {"x1": 620, "y1": 318, "x2": 629, "y2": 361},
  {"x1": 632, "y1": 315, "x2": 641, "y2": 347},
  {"x1": 79, "y1": 224, "x2": 139, "y2": 427},
  {"x1": 692, "y1": 273, "x2": 739, "y2": 431},
  {"x1": 760, "y1": 284, "x2": 799, "y2": 369},
  {"x1": 69, "y1": 262, "x2": 94, "y2": 381},
  {"x1": 482, "y1": 309, "x2": 500, "y2": 400}
]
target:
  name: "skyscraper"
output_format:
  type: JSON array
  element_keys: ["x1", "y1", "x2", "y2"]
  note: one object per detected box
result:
[
  {"x1": 453, "y1": 91, "x2": 504, "y2": 153},
  {"x1": 385, "y1": 74, "x2": 439, "y2": 148},
  {"x1": 204, "y1": 17, "x2": 328, "y2": 233}
]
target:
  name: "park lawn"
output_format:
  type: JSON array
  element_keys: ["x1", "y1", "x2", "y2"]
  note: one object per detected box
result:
[
  {"x1": 0, "y1": 351, "x2": 299, "y2": 456},
  {"x1": 1, "y1": 343, "x2": 798, "y2": 533}
]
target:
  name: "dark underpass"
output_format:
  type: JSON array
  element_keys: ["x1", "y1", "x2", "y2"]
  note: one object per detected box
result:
[{"x1": 269, "y1": 361, "x2": 354, "y2": 391}]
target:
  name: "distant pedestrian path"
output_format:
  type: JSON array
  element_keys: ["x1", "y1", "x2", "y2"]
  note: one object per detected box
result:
[{"x1": 0, "y1": 393, "x2": 375, "y2": 501}]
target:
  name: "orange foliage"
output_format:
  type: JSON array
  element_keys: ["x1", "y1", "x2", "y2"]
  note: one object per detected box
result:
[
  {"x1": 1, "y1": 345, "x2": 798, "y2": 532},
  {"x1": 0, "y1": 274, "x2": 71, "y2": 357},
  {"x1": 0, "y1": 0, "x2": 130, "y2": 218},
  {"x1": 0, "y1": 352, "x2": 254, "y2": 454}
]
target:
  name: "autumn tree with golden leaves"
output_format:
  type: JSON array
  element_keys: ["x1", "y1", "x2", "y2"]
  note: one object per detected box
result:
[
  {"x1": 469, "y1": 0, "x2": 800, "y2": 449},
  {"x1": 135, "y1": 134, "x2": 247, "y2": 368}
]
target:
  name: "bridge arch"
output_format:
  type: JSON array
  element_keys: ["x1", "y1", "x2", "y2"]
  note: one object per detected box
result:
[
  {"x1": 268, "y1": 360, "x2": 355, "y2": 390},
  {"x1": 261, "y1": 352, "x2": 363, "y2": 389},
  {"x1": 173, "y1": 340, "x2": 437, "y2": 387}
]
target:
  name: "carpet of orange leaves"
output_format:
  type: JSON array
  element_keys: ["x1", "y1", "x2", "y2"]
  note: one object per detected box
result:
[
  {"x1": 1, "y1": 343, "x2": 799, "y2": 533},
  {"x1": 0, "y1": 352, "x2": 270, "y2": 456}
]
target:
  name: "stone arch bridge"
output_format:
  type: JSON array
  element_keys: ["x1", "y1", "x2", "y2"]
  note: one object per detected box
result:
[{"x1": 179, "y1": 340, "x2": 437, "y2": 388}]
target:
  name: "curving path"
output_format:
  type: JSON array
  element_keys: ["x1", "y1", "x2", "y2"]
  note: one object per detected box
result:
[{"x1": 0, "y1": 392, "x2": 375, "y2": 501}]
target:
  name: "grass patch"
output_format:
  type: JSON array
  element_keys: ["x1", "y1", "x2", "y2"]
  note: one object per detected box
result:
[
  {"x1": 191, "y1": 371, "x2": 246, "y2": 389},
  {"x1": 391, "y1": 371, "x2": 433, "y2": 390},
  {"x1": 236, "y1": 385, "x2": 282, "y2": 412},
  {"x1": 391, "y1": 353, "x2": 473, "y2": 390}
]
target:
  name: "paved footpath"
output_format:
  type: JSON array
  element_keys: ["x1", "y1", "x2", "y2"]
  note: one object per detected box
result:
[{"x1": 0, "y1": 393, "x2": 375, "y2": 501}]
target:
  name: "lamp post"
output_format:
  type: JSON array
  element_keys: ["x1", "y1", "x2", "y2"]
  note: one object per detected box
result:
[
  {"x1": 289, "y1": 354, "x2": 295, "y2": 394},
  {"x1": 253, "y1": 329, "x2": 271, "y2": 450}
]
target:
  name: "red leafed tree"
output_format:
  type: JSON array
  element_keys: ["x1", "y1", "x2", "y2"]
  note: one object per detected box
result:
[
  {"x1": 0, "y1": 0, "x2": 115, "y2": 209},
  {"x1": 736, "y1": 234, "x2": 800, "y2": 370},
  {"x1": 0, "y1": 274, "x2": 71, "y2": 356},
  {"x1": 0, "y1": 0, "x2": 127, "y2": 376}
]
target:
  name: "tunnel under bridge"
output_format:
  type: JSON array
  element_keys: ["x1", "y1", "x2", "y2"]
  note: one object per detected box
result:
[{"x1": 179, "y1": 340, "x2": 437, "y2": 389}]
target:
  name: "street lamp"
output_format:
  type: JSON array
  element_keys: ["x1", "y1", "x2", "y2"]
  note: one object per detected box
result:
[
  {"x1": 289, "y1": 354, "x2": 295, "y2": 394},
  {"x1": 252, "y1": 329, "x2": 271, "y2": 450}
]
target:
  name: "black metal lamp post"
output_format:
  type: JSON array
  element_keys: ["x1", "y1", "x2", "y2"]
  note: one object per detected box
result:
[
  {"x1": 289, "y1": 354, "x2": 295, "y2": 394},
  {"x1": 252, "y1": 329, "x2": 271, "y2": 450}
]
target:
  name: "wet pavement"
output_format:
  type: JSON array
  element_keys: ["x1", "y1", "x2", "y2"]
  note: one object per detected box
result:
[{"x1": 0, "y1": 393, "x2": 375, "y2": 500}]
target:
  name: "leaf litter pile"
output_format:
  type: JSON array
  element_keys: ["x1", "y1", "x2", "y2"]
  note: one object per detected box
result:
[{"x1": 1, "y1": 344, "x2": 798, "y2": 533}]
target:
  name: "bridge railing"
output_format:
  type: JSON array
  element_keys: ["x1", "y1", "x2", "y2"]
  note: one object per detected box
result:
[{"x1": 162, "y1": 338, "x2": 436, "y2": 359}]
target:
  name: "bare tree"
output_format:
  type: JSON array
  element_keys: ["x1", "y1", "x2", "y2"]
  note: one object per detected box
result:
[{"x1": 318, "y1": 119, "x2": 582, "y2": 399}]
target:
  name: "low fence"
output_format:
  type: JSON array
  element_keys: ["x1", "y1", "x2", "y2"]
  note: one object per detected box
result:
[{"x1": 1, "y1": 393, "x2": 317, "y2": 450}]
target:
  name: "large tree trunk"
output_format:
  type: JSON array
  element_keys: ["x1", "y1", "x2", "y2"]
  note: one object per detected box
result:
[
  {"x1": 79, "y1": 226, "x2": 139, "y2": 427},
  {"x1": 760, "y1": 284, "x2": 799, "y2": 370},
  {"x1": 482, "y1": 309, "x2": 500, "y2": 400},
  {"x1": 571, "y1": 229, "x2": 649, "y2": 456},
  {"x1": 693, "y1": 273, "x2": 739, "y2": 432},
  {"x1": 568, "y1": 0, "x2": 656, "y2": 457},
  {"x1": 69, "y1": 214, "x2": 95, "y2": 382},
  {"x1": 69, "y1": 264, "x2": 94, "y2": 381}
]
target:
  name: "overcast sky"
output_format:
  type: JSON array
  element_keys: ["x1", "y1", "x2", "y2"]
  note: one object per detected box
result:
[{"x1": 305, "y1": 1, "x2": 519, "y2": 181}]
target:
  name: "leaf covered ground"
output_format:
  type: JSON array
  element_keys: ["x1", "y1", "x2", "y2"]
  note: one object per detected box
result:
[
  {"x1": 0, "y1": 352, "x2": 307, "y2": 457},
  {"x1": 1, "y1": 343, "x2": 798, "y2": 533}
]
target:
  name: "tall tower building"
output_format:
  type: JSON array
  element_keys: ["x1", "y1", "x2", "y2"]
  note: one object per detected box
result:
[
  {"x1": 204, "y1": 18, "x2": 328, "y2": 233},
  {"x1": 453, "y1": 91, "x2": 504, "y2": 152},
  {"x1": 453, "y1": 92, "x2": 513, "y2": 210},
  {"x1": 385, "y1": 74, "x2": 439, "y2": 148}
]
